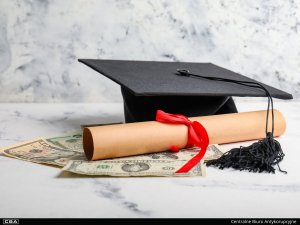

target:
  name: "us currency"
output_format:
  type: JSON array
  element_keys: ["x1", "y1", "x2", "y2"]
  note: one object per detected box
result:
[
  {"x1": 62, "y1": 159, "x2": 206, "y2": 177},
  {"x1": 2, "y1": 132, "x2": 225, "y2": 176},
  {"x1": 2, "y1": 138, "x2": 85, "y2": 167},
  {"x1": 45, "y1": 132, "x2": 83, "y2": 153},
  {"x1": 2, "y1": 138, "x2": 206, "y2": 176},
  {"x1": 61, "y1": 146, "x2": 220, "y2": 176},
  {"x1": 201, "y1": 145, "x2": 225, "y2": 161},
  {"x1": 122, "y1": 146, "x2": 225, "y2": 162}
]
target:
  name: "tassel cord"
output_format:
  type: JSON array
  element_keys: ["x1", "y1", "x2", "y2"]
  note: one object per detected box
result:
[{"x1": 177, "y1": 69, "x2": 274, "y2": 135}]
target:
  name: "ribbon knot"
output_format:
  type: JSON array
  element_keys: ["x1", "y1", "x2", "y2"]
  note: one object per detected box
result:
[{"x1": 156, "y1": 110, "x2": 209, "y2": 173}]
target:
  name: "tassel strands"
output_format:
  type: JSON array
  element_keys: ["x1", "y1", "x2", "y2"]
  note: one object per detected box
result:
[{"x1": 206, "y1": 132, "x2": 286, "y2": 173}]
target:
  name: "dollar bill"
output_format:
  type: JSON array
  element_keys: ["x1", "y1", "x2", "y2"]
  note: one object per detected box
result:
[
  {"x1": 1, "y1": 132, "x2": 225, "y2": 176},
  {"x1": 61, "y1": 147, "x2": 216, "y2": 177},
  {"x1": 2, "y1": 138, "x2": 206, "y2": 176},
  {"x1": 45, "y1": 132, "x2": 83, "y2": 153},
  {"x1": 118, "y1": 146, "x2": 225, "y2": 162},
  {"x1": 62, "y1": 159, "x2": 206, "y2": 177},
  {"x1": 2, "y1": 138, "x2": 85, "y2": 167}
]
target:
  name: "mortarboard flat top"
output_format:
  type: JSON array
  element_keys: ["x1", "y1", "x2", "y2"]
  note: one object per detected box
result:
[
  {"x1": 78, "y1": 59, "x2": 292, "y2": 122},
  {"x1": 78, "y1": 59, "x2": 293, "y2": 100}
]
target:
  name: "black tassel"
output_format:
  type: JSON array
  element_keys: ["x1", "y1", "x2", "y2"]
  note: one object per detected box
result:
[
  {"x1": 176, "y1": 69, "x2": 287, "y2": 174},
  {"x1": 206, "y1": 132, "x2": 286, "y2": 173}
]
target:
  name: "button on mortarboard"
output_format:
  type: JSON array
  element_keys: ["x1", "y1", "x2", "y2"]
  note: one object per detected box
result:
[{"x1": 78, "y1": 59, "x2": 293, "y2": 123}]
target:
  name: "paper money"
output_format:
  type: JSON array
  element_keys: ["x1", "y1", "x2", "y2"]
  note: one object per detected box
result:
[
  {"x1": 62, "y1": 159, "x2": 206, "y2": 177},
  {"x1": 123, "y1": 146, "x2": 224, "y2": 162},
  {"x1": 2, "y1": 132, "x2": 225, "y2": 176},
  {"x1": 61, "y1": 147, "x2": 220, "y2": 176},
  {"x1": 201, "y1": 145, "x2": 224, "y2": 161},
  {"x1": 2, "y1": 139, "x2": 206, "y2": 176},
  {"x1": 45, "y1": 132, "x2": 83, "y2": 153},
  {"x1": 2, "y1": 138, "x2": 85, "y2": 167}
]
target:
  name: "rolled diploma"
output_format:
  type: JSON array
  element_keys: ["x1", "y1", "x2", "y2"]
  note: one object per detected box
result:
[{"x1": 83, "y1": 110, "x2": 286, "y2": 160}]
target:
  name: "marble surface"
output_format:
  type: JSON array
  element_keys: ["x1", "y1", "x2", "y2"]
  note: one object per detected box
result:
[
  {"x1": 0, "y1": 101, "x2": 299, "y2": 218},
  {"x1": 0, "y1": 0, "x2": 299, "y2": 102}
]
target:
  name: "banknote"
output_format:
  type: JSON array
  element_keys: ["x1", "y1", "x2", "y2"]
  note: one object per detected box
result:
[
  {"x1": 61, "y1": 146, "x2": 211, "y2": 176},
  {"x1": 2, "y1": 138, "x2": 85, "y2": 167},
  {"x1": 201, "y1": 145, "x2": 225, "y2": 161},
  {"x1": 1, "y1": 132, "x2": 224, "y2": 176},
  {"x1": 2, "y1": 138, "x2": 207, "y2": 176},
  {"x1": 62, "y1": 159, "x2": 206, "y2": 177},
  {"x1": 118, "y1": 146, "x2": 225, "y2": 162},
  {"x1": 45, "y1": 132, "x2": 83, "y2": 153}
]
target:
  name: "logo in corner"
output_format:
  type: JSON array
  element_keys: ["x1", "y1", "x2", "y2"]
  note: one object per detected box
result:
[{"x1": 3, "y1": 219, "x2": 19, "y2": 224}]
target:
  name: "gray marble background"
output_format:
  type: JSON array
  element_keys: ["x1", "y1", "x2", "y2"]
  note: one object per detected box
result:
[{"x1": 0, "y1": 0, "x2": 299, "y2": 102}]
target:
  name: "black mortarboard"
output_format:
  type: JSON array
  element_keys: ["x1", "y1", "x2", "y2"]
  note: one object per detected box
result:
[{"x1": 78, "y1": 59, "x2": 292, "y2": 123}]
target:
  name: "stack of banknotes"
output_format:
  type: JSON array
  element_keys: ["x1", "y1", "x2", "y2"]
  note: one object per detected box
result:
[{"x1": 1, "y1": 132, "x2": 225, "y2": 177}]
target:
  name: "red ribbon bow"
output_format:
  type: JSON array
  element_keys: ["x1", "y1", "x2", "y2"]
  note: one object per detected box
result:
[{"x1": 156, "y1": 110, "x2": 209, "y2": 173}]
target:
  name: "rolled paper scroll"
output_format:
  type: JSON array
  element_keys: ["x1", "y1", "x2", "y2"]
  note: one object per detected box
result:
[{"x1": 83, "y1": 110, "x2": 286, "y2": 161}]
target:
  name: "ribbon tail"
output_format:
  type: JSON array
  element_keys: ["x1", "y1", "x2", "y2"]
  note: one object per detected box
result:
[{"x1": 176, "y1": 146, "x2": 207, "y2": 173}]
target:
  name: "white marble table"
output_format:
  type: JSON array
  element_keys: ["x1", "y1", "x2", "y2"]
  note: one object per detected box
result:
[{"x1": 0, "y1": 102, "x2": 299, "y2": 218}]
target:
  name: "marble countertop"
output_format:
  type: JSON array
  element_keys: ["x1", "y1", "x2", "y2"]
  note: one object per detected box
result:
[{"x1": 0, "y1": 102, "x2": 299, "y2": 218}]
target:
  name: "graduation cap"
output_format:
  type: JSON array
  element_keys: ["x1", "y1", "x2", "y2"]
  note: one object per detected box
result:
[
  {"x1": 79, "y1": 59, "x2": 292, "y2": 173},
  {"x1": 78, "y1": 59, "x2": 292, "y2": 123}
]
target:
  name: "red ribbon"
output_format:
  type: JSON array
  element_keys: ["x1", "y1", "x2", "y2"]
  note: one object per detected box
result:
[{"x1": 156, "y1": 110, "x2": 209, "y2": 173}]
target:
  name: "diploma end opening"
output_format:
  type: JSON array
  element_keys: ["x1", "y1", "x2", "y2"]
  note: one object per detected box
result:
[{"x1": 83, "y1": 128, "x2": 94, "y2": 160}]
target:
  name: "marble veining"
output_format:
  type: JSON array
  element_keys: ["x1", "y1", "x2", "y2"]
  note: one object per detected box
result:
[
  {"x1": 0, "y1": 0, "x2": 299, "y2": 103},
  {"x1": 93, "y1": 180, "x2": 151, "y2": 216},
  {"x1": 0, "y1": 102, "x2": 299, "y2": 217}
]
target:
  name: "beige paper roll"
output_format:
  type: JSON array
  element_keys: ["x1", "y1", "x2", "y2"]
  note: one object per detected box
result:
[{"x1": 83, "y1": 110, "x2": 286, "y2": 160}]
